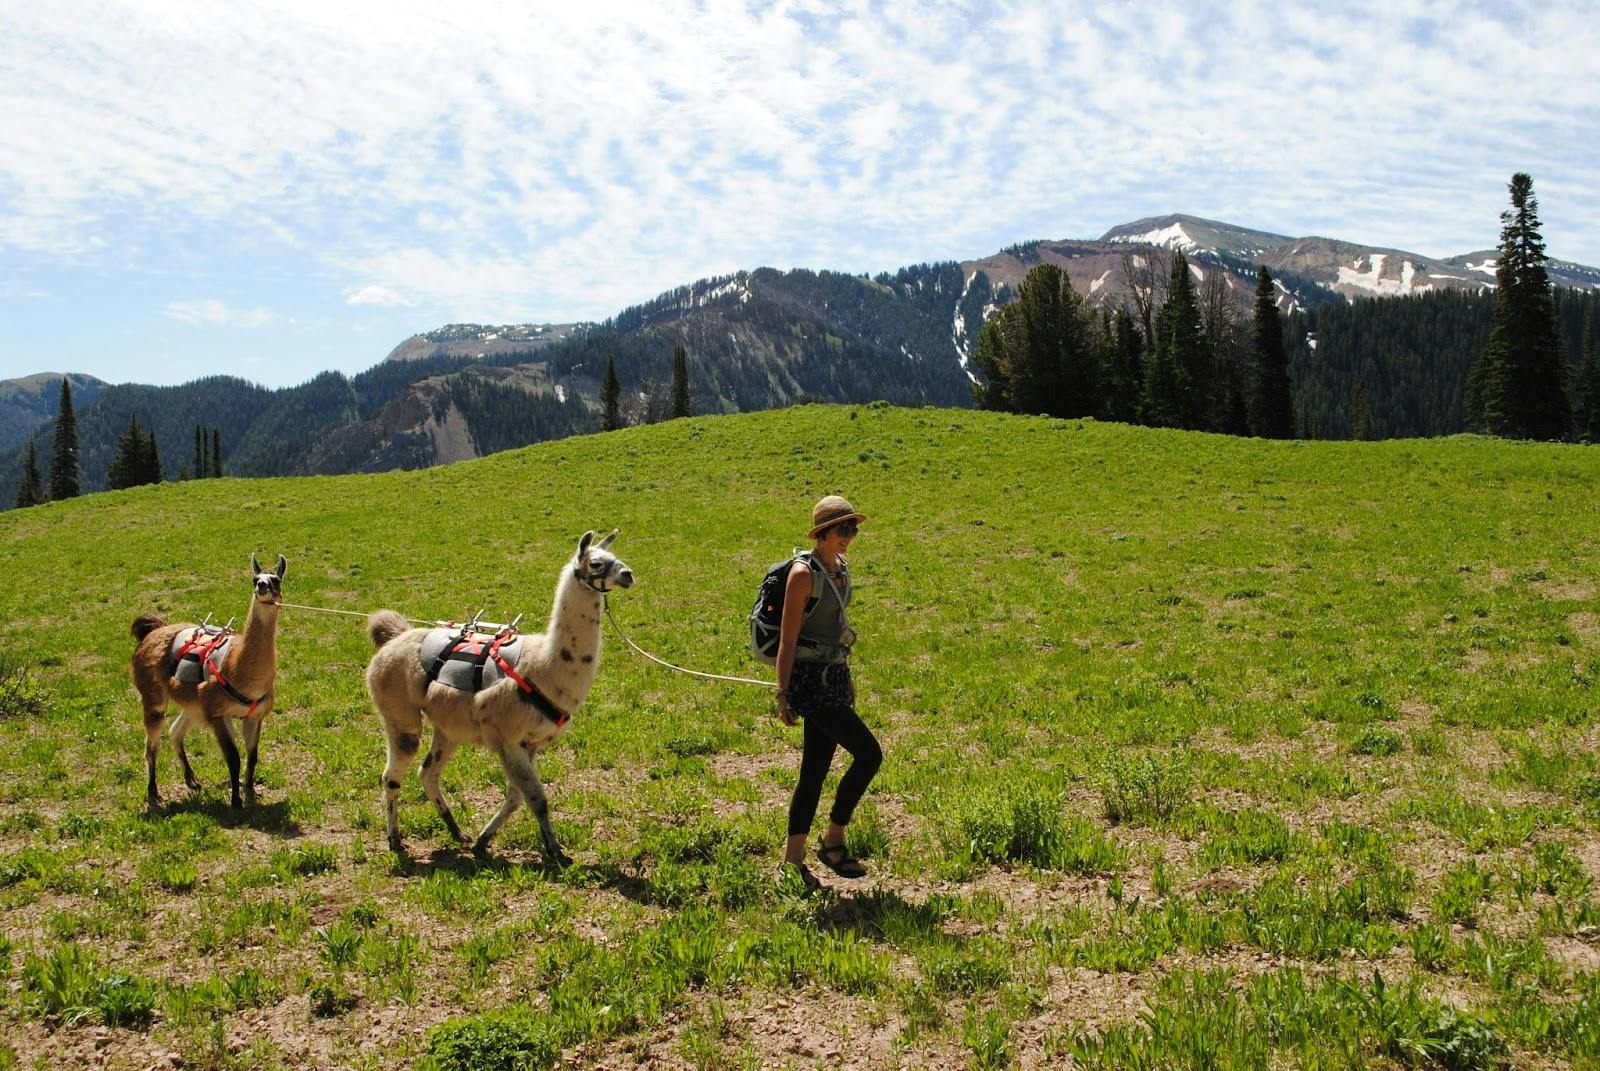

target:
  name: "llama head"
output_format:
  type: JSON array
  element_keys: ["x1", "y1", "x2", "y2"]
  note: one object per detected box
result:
[
  {"x1": 574, "y1": 529, "x2": 634, "y2": 591},
  {"x1": 250, "y1": 554, "x2": 287, "y2": 605}
]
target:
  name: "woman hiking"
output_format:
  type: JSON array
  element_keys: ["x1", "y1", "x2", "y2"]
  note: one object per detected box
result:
[{"x1": 774, "y1": 495, "x2": 883, "y2": 890}]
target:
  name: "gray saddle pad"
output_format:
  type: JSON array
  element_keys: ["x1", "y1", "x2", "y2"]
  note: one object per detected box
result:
[
  {"x1": 169, "y1": 627, "x2": 234, "y2": 685},
  {"x1": 418, "y1": 628, "x2": 526, "y2": 694}
]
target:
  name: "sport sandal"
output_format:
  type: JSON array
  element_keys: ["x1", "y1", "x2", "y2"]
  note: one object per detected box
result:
[
  {"x1": 779, "y1": 861, "x2": 821, "y2": 894},
  {"x1": 816, "y1": 841, "x2": 867, "y2": 878}
]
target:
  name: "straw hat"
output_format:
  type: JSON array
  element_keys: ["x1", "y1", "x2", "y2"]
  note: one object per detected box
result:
[{"x1": 809, "y1": 495, "x2": 867, "y2": 538}]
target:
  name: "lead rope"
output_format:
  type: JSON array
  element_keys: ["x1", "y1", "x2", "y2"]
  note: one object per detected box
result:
[
  {"x1": 281, "y1": 599, "x2": 777, "y2": 690},
  {"x1": 603, "y1": 596, "x2": 776, "y2": 689}
]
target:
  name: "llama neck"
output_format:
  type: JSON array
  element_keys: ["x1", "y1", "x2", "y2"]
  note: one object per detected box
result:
[
  {"x1": 226, "y1": 598, "x2": 280, "y2": 689},
  {"x1": 529, "y1": 562, "x2": 605, "y2": 707}
]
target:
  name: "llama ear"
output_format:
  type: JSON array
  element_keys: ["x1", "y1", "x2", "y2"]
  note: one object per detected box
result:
[
  {"x1": 251, "y1": 554, "x2": 262, "y2": 576},
  {"x1": 275, "y1": 555, "x2": 287, "y2": 579},
  {"x1": 578, "y1": 530, "x2": 595, "y2": 556},
  {"x1": 597, "y1": 529, "x2": 618, "y2": 549}
]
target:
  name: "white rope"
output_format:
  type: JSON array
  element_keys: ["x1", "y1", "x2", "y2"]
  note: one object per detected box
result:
[
  {"x1": 604, "y1": 601, "x2": 776, "y2": 690},
  {"x1": 281, "y1": 599, "x2": 777, "y2": 691}
]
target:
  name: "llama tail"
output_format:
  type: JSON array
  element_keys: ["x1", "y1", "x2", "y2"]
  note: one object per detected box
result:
[
  {"x1": 366, "y1": 610, "x2": 410, "y2": 648},
  {"x1": 131, "y1": 614, "x2": 166, "y2": 642}
]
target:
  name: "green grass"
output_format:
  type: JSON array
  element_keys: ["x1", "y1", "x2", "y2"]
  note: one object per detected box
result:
[{"x1": 2, "y1": 405, "x2": 1599, "y2": 1067}]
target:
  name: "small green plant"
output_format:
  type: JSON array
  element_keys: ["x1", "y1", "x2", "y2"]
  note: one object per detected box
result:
[
  {"x1": 1350, "y1": 724, "x2": 1404, "y2": 756},
  {"x1": 307, "y1": 978, "x2": 358, "y2": 1019},
  {"x1": 21, "y1": 944, "x2": 97, "y2": 1023},
  {"x1": 95, "y1": 973, "x2": 158, "y2": 1028},
  {"x1": 943, "y1": 783, "x2": 1123, "y2": 874},
  {"x1": 1434, "y1": 859, "x2": 1494, "y2": 928},
  {"x1": 0, "y1": 655, "x2": 46, "y2": 719},
  {"x1": 1098, "y1": 750, "x2": 1192, "y2": 824},
  {"x1": 1407, "y1": 923, "x2": 1451, "y2": 970},
  {"x1": 963, "y1": 1008, "x2": 1013, "y2": 1070},
  {"x1": 925, "y1": 940, "x2": 1011, "y2": 995},
  {"x1": 271, "y1": 842, "x2": 338, "y2": 878}
]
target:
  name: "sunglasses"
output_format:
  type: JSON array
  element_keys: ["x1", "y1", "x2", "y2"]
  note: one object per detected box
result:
[{"x1": 827, "y1": 520, "x2": 859, "y2": 538}]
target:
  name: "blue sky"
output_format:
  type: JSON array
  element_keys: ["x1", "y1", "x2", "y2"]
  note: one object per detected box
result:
[{"x1": 3, "y1": 0, "x2": 1597, "y2": 388}]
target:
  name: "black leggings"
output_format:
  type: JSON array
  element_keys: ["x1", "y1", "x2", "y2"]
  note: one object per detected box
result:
[{"x1": 786, "y1": 662, "x2": 882, "y2": 837}]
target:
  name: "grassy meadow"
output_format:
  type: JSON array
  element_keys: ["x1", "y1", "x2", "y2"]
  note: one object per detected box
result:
[{"x1": 1, "y1": 403, "x2": 1599, "y2": 1070}]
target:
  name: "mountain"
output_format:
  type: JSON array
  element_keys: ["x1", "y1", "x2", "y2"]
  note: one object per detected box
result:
[
  {"x1": 0, "y1": 372, "x2": 106, "y2": 455},
  {"x1": 5, "y1": 214, "x2": 1600, "y2": 509}
]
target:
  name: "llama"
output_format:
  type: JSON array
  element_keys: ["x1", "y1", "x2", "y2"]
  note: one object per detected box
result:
[
  {"x1": 131, "y1": 555, "x2": 286, "y2": 809},
  {"x1": 365, "y1": 530, "x2": 633, "y2": 863}
]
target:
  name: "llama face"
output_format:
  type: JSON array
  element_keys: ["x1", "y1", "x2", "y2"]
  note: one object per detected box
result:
[
  {"x1": 575, "y1": 530, "x2": 633, "y2": 591},
  {"x1": 250, "y1": 554, "x2": 287, "y2": 605}
]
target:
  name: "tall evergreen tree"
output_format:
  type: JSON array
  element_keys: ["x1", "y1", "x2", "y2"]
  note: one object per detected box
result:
[
  {"x1": 1142, "y1": 252, "x2": 1209, "y2": 429},
  {"x1": 15, "y1": 441, "x2": 45, "y2": 508},
  {"x1": 1250, "y1": 266, "x2": 1295, "y2": 438},
  {"x1": 1103, "y1": 308, "x2": 1143, "y2": 423},
  {"x1": 141, "y1": 425, "x2": 162, "y2": 484},
  {"x1": 1578, "y1": 310, "x2": 1600, "y2": 442},
  {"x1": 108, "y1": 416, "x2": 147, "y2": 490},
  {"x1": 1465, "y1": 172, "x2": 1568, "y2": 439},
  {"x1": 211, "y1": 428, "x2": 223, "y2": 477},
  {"x1": 600, "y1": 356, "x2": 623, "y2": 432},
  {"x1": 48, "y1": 377, "x2": 80, "y2": 500},
  {"x1": 970, "y1": 303, "x2": 1022, "y2": 410},
  {"x1": 193, "y1": 425, "x2": 207, "y2": 479},
  {"x1": 670, "y1": 343, "x2": 691, "y2": 419}
]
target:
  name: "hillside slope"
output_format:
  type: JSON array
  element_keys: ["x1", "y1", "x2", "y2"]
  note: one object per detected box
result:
[{"x1": 2, "y1": 407, "x2": 1599, "y2": 1068}]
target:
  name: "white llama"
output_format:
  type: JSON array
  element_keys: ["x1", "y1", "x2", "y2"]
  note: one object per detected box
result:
[
  {"x1": 131, "y1": 555, "x2": 286, "y2": 809},
  {"x1": 364, "y1": 530, "x2": 633, "y2": 863}
]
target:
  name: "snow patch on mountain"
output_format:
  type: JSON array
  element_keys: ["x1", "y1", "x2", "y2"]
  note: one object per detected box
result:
[
  {"x1": 1465, "y1": 259, "x2": 1498, "y2": 276},
  {"x1": 1336, "y1": 254, "x2": 1433, "y2": 296},
  {"x1": 1089, "y1": 269, "x2": 1112, "y2": 295},
  {"x1": 952, "y1": 273, "x2": 979, "y2": 384},
  {"x1": 1108, "y1": 222, "x2": 1198, "y2": 252}
]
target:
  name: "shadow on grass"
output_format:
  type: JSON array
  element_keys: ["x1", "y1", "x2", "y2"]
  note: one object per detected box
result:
[
  {"x1": 147, "y1": 793, "x2": 302, "y2": 836},
  {"x1": 814, "y1": 885, "x2": 955, "y2": 941}
]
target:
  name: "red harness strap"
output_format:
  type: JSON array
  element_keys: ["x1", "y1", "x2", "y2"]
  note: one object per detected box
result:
[
  {"x1": 175, "y1": 628, "x2": 267, "y2": 715},
  {"x1": 488, "y1": 635, "x2": 569, "y2": 727}
]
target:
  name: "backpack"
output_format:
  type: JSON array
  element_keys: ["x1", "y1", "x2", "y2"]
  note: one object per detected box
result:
[{"x1": 749, "y1": 553, "x2": 824, "y2": 665}]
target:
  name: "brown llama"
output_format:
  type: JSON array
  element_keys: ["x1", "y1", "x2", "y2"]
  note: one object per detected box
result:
[
  {"x1": 364, "y1": 530, "x2": 633, "y2": 863},
  {"x1": 131, "y1": 555, "x2": 286, "y2": 809}
]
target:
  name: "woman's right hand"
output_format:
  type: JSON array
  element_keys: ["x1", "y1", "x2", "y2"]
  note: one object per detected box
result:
[{"x1": 776, "y1": 691, "x2": 797, "y2": 727}]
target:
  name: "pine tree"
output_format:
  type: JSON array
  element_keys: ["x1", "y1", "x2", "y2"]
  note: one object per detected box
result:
[
  {"x1": 1250, "y1": 266, "x2": 1295, "y2": 438},
  {"x1": 1104, "y1": 308, "x2": 1143, "y2": 423},
  {"x1": 193, "y1": 425, "x2": 207, "y2": 479},
  {"x1": 108, "y1": 416, "x2": 146, "y2": 490},
  {"x1": 601, "y1": 356, "x2": 622, "y2": 432},
  {"x1": 970, "y1": 304, "x2": 1022, "y2": 410},
  {"x1": 48, "y1": 377, "x2": 80, "y2": 500},
  {"x1": 670, "y1": 344, "x2": 691, "y2": 419},
  {"x1": 141, "y1": 425, "x2": 162, "y2": 484},
  {"x1": 1465, "y1": 172, "x2": 1568, "y2": 439},
  {"x1": 211, "y1": 428, "x2": 223, "y2": 477},
  {"x1": 1142, "y1": 252, "x2": 1208, "y2": 428},
  {"x1": 14, "y1": 441, "x2": 45, "y2": 508},
  {"x1": 1578, "y1": 310, "x2": 1600, "y2": 442}
]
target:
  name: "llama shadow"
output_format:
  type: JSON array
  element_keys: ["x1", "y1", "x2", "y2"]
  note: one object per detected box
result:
[
  {"x1": 147, "y1": 794, "x2": 302, "y2": 836},
  {"x1": 385, "y1": 845, "x2": 575, "y2": 883}
]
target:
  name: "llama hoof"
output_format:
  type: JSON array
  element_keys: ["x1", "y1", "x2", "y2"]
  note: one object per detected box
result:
[
  {"x1": 545, "y1": 846, "x2": 572, "y2": 869},
  {"x1": 471, "y1": 837, "x2": 494, "y2": 858},
  {"x1": 146, "y1": 793, "x2": 161, "y2": 810},
  {"x1": 387, "y1": 833, "x2": 406, "y2": 855},
  {"x1": 184, "y1": 778, "x2": 202, "y2": 792}
]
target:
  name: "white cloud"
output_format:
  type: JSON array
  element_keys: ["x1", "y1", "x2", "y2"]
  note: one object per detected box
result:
[
  {"x1": 164, "y1": 299, "x2": 275, "y2": 328},
  {"x1": 342, "y1": 284, "x2": 412, "y2": 307},
  {"x1": 1, "y1": 0, "x2": 1598, "y2": 330}
]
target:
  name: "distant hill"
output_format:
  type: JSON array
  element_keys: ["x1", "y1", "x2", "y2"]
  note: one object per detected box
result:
[
  {"x1": 5, "y1": 213, "x2": 1599, "y2": 510},
  {"x1": 0, "y1": 372, "x2": 106, "y2": 456}
]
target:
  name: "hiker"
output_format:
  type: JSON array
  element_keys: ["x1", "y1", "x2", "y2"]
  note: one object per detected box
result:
[{"x1": 774, "y1": 495, "x2": 882, "y2": 889}]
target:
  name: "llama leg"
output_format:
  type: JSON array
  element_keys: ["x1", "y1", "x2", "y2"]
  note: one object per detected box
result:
[
  {"x1": 493, "y1": 743, "x2": 568, "y2": 867},
  {"x1": 381, "y1": 726, "x2": 422, "y2": 854},
  {"x1": 170, "y1": 709, "x2": 202, "y2": 791},
  {"x1": 241, "y1": 714, "x2": 265, "y2": 805},
  {"x1": 418, "y1": 736, "x2": 468, "y2": 845},
  {"x1": 210, "y1": 716, "x2": 244, "y2": 809},
  {"x1": 472, "y1": 761, "x2": 526, "y2": 858},
  {"x1": 142, "y1": 704, "x2": 167, "y2": 808}
]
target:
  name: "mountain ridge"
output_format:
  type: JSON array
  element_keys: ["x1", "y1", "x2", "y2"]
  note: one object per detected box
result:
[{"x1": 4, "y1": 213, "x2": 1598, "y2": 508}]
